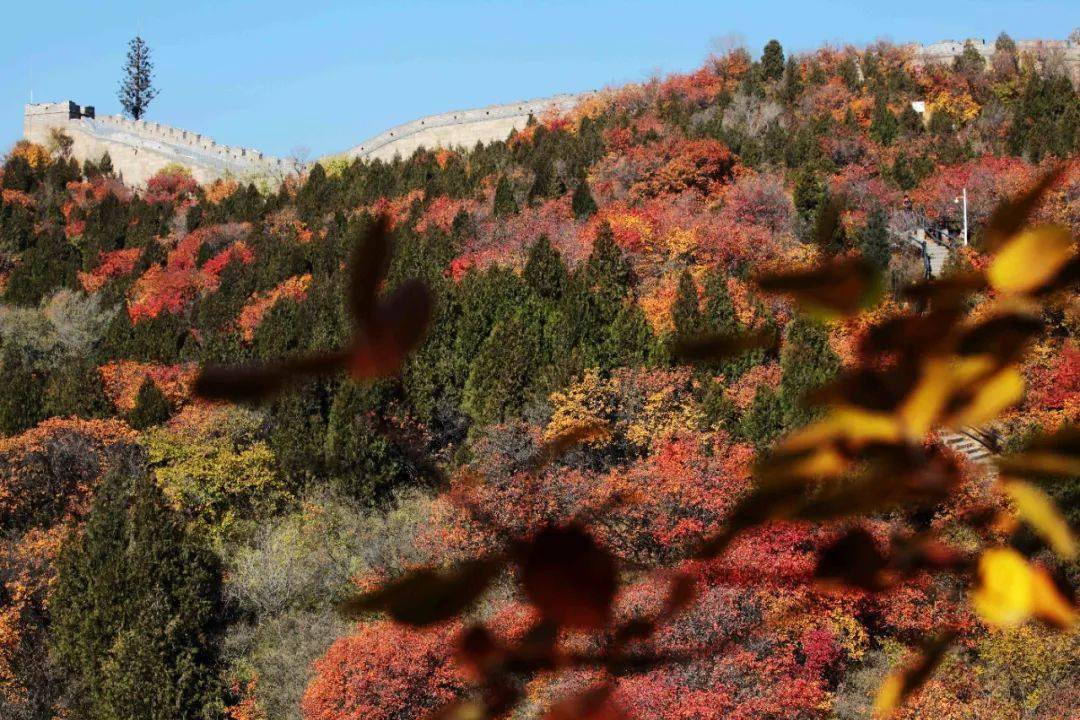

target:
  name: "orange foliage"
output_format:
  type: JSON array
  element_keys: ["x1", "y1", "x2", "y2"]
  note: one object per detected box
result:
[
  {"x1": 98, "y1": 361, "x2": 198, "y2": 411},
  {"x1": 77, "y1": 247, "x2": 142, "y2": 292},
  {"x1": 237, "y1": 274, "x2": 313, "y2": 342},
  {"x1": 302, "y1": 621, "x2": 465, "y2": 720},
  {"x1": 127, "y1": 223, "x2": 253, "y2": 321}
]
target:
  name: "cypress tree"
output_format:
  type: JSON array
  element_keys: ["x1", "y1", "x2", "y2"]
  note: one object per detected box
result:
[
  {"x1": 571, "y1": 181, "x2": 598, "y2": 220},
  {"x1": 493, "y1": 175, "x2": 518, "y2": 217},
  {"x1": 781, "y1": 56, "x2": 803, "y2": 104},
  {"x1": 859, "y1": 206, "x2": 891, "y2": 271},
  {"x1": 324, "y1": 381, "x2": 406, "y2": 504},
  {"x1": 523, "y1": 235, "x2": 568, "y2": 300},
  {"x1": 739, "y1": 385, "x2": 786, "y2": 448},
  {"x1": 869, "y1": 96, "x2": 899, "y2": 146},
  {"x1": 780, "y1": 318, "x2": 839, "y2": 429},
  {"x1": 43, "y1": 355, "x2": 113, "y2": 420},
  {"x1": 462, "y1": 311, "x2": 537, "y2": 427},
  {"x1": 126, "y1": 377, "x2": 172, "y2": 430},
  {"x1": 0, "y1": 346, "x2": 45, "y2": 436},
  {"x1": 761, "y1": 40, "x2": 785, "y2": 82},
  {"x1": 118, "y1": 36, "x2": 159, "y2": 120},
  {"x1": 49, "y1": 467, "x2": 224, "y2": 720},
  {"x1": 671, "y1": 269, "x2": 703, "y2": 340}
]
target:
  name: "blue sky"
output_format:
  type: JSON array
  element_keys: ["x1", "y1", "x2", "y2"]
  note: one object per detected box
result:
[{"x1": 2, "y1": 1, "x2": 1076, "y2": 158}]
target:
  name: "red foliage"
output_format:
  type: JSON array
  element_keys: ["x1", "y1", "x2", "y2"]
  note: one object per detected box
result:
[
  {"x1": 127, "y1": 223, "x2": 253, "y2": 322},
  {"x1": 143, "y1": 167, "x2": 199, "y2": 207},
  {"x1": 77, "y1": 247, "x2": 142, "y2": 293},
  {"x1": 301, "y1": 621, "x2": 465, "y2": 720}
]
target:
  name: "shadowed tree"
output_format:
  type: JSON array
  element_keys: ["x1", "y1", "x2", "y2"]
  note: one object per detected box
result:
[
  {"x1": 761, "y1": 39, "x2": 785, "y2": 82},
  {"x1": 118, "y1": 36, "x2": 158, "y2": 120}
]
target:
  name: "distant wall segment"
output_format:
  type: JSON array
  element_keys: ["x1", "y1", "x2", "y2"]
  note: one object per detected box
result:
[{"x1": 334, "y1": 93, "x2": 584, "y2": 162}]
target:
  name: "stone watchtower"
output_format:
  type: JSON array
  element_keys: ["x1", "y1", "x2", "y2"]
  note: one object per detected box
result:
[{"x1": 23, "y1": 100, "x2": 95, "y2": 146}]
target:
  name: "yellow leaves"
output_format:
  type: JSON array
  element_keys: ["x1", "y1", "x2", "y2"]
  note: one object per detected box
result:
[
  {"x1": 1001, "y1": 480, "x2": 1077, "y2": 560},
  {"x1": 781, "y1": 406, "x2": 901, "y2": 453},
  {"x1": 897, "y1": 357, "x2": 1024, "y2": 438},
  {"x1": 946, "y1": 365, "x2": 1025, "y2": 428},
  {"x1": 972, "y1": 548, "x2": 1076, "y2": 630},
  {"x1": 873, "y1": 632, "x2": 955, "y2": 717},
  {"x1": 987, "y1": 226, "x2": 1075, "y2": 295}
]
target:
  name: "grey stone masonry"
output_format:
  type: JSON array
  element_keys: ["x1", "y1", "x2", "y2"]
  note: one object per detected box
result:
[
  {"x1": 23, "y1": 101, "x2": 289, "y2": 187},
  {"x1": 332, "y1": 93, "x2": 585, "y2": 162}
]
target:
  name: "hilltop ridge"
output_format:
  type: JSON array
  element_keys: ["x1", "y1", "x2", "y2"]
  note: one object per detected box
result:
[{"x1": 21, "y1": 35, "x2": 1079, "y2": 186}]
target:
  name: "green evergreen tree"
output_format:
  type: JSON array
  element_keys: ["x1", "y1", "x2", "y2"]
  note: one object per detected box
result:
[
  {"x1": 523, "y1": 235, "x2": 568, "y2": 300},
  {"x1": 859, "y1": 205, "x2": 891, "y2": 271},
  {"x1": 126, "y1": 377, "x2": 172, "y2": 430},
  {"x1": 118, "y1": 36, "x2": 159, "y2": 120},
  {"x1": 739, "y1": 385, "x2": 785, "y2": 448},
  {"x1": 43, "y1": 355, "x2": 113, "y2": 420},
  {"x1": 595, "y1": 300, "x2": 661, "y2": 370},
  {"x1": 493, "y1": 174, "x2": 519, "y2": 217},
  {"x1": 953, "y1": 40, "x2": 986, "y2": 78},
  {"x1": 780, "y1": 318, "x2": 840, "y2": 429},
  {"x1": 269, "y1": 382, "x2": 329, "y2": 489},
  {"x1": 761, "y1": 40, "x2": 785, "y2": 82},
  {"x1": 49, "y1": 467, "x2": 224, "y2": 720},
  {"x1": 571, "y1": 180, "x2": 598, "y2": 220},
  {"x1": 869, "y1": 96, "x2": 899, "y2": 146},
  {"x1": 792, "y1": 166, "x2": 826, "y2": 228},
  {"x1": 0, "y1": 345, "x2": 45, "y2": 436},
  {"x1": 462, "y1": 311, "x2": 537, "y2": 427},
  {"x1": 781, "y1": 56, "x2": 803, "y2": 103},
  {"x1": 324, "y1": 381, "x2": 407, "y2": 504},
  {"x1": 671, "y1": 269, "x2": 703, "y2": 340}
]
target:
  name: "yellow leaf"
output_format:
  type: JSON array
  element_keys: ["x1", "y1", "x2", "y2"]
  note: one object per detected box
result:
[
  {"x1": 1002, "y1": 480, "x2": 1077, "y2": 560},
  {"x1": 898, "y1": 358, "x2": 953, "y2": 438},
  {"x1": 987, "y1": 226, "x2": 1074, "y2": 295},
  {"x1": 972, "y1": 548, "x2": 1077, "y2": 628},
  {"x1": 781, "y1": 407, "x2": 901, "y2": 451},
  {"x1": 945, "y1": 366, "x2": 1025, "y2": 428},
  {"x1": 873, "y1": 674, "x2": 903, "y2": 716}
]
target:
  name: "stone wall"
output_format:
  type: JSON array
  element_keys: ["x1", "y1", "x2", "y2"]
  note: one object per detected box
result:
[
  {"x1": 912, "y1": 37, "x2": 1080, "y2": 84},
  {"x1": 333, "y1": 93, "x2": 584, "y2": 162},
  {"x1": 21, "y1": 35, "x2": 1075, "y2": 185},
  {"x1": 23, "y1": 101, "x2": 290, "y2": 186}
]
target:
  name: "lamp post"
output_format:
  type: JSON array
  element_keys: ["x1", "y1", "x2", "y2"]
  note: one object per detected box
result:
[{"x1": 953, "y1": 187, "x2": 968, "y2": 246}]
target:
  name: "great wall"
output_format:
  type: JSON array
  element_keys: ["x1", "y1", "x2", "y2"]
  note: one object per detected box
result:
[{"x1": 20, "y1": 37, "x2": 1079, "y2": 187}]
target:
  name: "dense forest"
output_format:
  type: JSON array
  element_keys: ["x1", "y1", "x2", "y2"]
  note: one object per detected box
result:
[{"x1": 1, "y1": 35, "x2": 1078, "y2": 720}]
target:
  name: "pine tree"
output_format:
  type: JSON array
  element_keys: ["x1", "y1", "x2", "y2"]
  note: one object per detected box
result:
[
  {"x1": 493, "y1": 175, "x2": 518, "y2": 217},
  {"x1": 859, "y1": 205, "x2": 891, "y2": 271},
  {"x1": 953, "y1": 40, "x2": 986, "y2": 79},
  {"x1": 780, "y1": 318, "x2": 839, "y2": 429},
  {"x1": 571, "y1": 181, "x2": 598, "y2": 220},
  {"x1": 671, "y1": 269, "x2": 703, "y2": 340},
  {"x1": 761, "y1": 40, "x2": 785, "y2": 82},
  {"x1": 49, "y1": 468, "x2": 224, "y2": 720},
  {"x1": 126, "y1": 377, "x2": 172, "y2": 430},
  {"x1": 118, "y1": 36, "x2": 158, "y2": 120},
  {"x1": 523, "y1": 235, "x2": 568, "y2": 300}
]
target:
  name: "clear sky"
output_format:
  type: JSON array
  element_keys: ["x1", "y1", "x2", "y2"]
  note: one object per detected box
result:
[{"x1": 3, "y1": 1, "x2": 1076, "y2": 158}]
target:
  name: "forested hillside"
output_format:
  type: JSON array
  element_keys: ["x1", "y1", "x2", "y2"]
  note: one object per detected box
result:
[{"x1": 1, "y1": 36, "x2": 1078, "y2": 720}]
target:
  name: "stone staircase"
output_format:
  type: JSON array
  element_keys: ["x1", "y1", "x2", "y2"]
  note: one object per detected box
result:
[{"x1": 939, "y1": 428, "x2": 996, "y2": 467}]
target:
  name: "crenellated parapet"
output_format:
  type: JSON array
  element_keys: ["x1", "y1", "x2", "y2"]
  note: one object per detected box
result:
[
  {"x1": 23, "y1": 100, "x2": 290, "y2": 186},
  {"x1": 334, "y1": 93, "x2": 586, "y2": 162},
  {"x1": 911, "y1": 37, "x2": 1080, "y2": 83}
]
